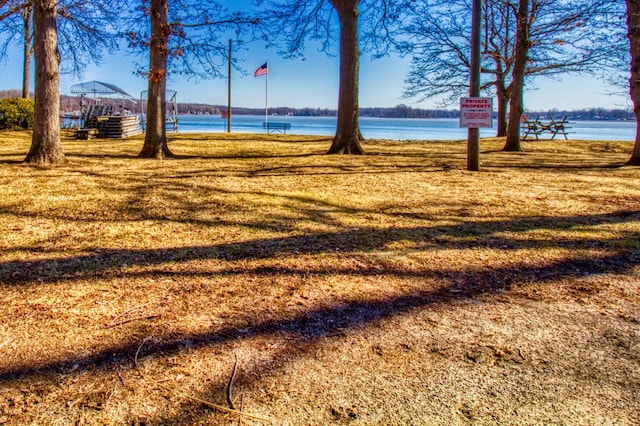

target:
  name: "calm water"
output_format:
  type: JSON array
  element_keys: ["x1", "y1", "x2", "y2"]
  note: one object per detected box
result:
[{"x1": 175, "y1": 114, "x2": 635, "y2": 141}]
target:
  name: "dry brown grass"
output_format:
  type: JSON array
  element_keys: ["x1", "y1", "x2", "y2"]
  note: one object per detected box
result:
[{"x1": 0, "y1": 130, "x2": 638, "y2": 425}]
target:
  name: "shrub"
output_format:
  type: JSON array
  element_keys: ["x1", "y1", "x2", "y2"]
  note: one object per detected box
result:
[{"x1": 0, "y1": 98, "x2": 35, "y2": 130}]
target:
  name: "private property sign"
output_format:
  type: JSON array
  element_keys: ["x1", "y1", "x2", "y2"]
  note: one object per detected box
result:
[{"x1": 460, "y1": 97, "x2": 493, "y2": 128}]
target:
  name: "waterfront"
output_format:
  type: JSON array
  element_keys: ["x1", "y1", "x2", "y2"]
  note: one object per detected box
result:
[{"x1": 176, "y1": 114, "x2": 637, "y2": 141}]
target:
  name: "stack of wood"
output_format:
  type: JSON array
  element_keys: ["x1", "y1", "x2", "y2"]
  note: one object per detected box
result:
[
  {"x1": 103, "y1": 115, "x2": 141, "y2": 138},
  {"x1": 79, "y1": 115, "x2": 141, "y2": 138}
]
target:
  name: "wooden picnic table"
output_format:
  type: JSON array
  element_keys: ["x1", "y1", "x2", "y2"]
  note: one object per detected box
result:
[{"x1": 521, "y1": 115, "x2": 572, "y2": 140}]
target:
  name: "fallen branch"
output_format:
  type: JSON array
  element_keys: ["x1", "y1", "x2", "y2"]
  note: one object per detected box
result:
[
  {"x1": 106, "y1": 302, "x2": 154, "y2": 327},
  {"x1": 227, "y1": 353, "x2": 239, "y2": 410},
  {"x1": 134, "y1": 337, "x2": 152, "y2": 370},
  {"x1": 107, "y1": 314, "x2": 161, "y2": 328},
  {"x1": 110, "y1": 302, "x2": 152, "y2": 322}
]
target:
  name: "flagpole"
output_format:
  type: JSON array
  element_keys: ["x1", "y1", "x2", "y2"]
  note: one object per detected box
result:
[
  {"x1": 227, "y1": 38, "x2": 232, "y2": 133},
  {"x1": 265, "y1": 61, "x2": 268, "y2": 132}
]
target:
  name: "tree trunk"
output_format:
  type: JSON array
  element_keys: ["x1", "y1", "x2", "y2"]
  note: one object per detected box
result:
[
  {"x1": 627, "y1": 0, "x2": 640, "y2": 165},
  {"x1": 503, "y1": 0, "x2": 529, "y2": 152},
  {"x1": 24, "y1": 0, "x2": 65, "y2": 166},
  {"x1": 22, "y1": 5, "x2": 33, "y2": 99},
  {"x1": 488, "y1": 2, "x2": 509, "y2": 138},
  {"x1": 327, "y1": 0, "x2": 363, "y2": 155},
  {"x1": 139, "y1": 0, "x2": 174, "y2": 159},
  {"x1": 495, "y1": 84, "x2": 508, "y2": 137}
]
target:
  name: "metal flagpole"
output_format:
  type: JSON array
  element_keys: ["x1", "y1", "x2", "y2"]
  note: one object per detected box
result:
[
  {"x1": 467, "y1": 0, "x2": 481, "y2": 171},
  {"x1": 265, "y1": 61, "x2": 268, "y2": 132},
  {"x1": 227, "y1": 39, "x2": 232, "y2": 133}
]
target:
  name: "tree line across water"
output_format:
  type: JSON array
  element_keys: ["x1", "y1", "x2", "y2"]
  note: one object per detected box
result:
[
  {"x1": 0, "y1": 89, "x2": 634, "y2": 131},
  {"x1": 3, "y1": 91, "x2": 631, "y2": 122}
]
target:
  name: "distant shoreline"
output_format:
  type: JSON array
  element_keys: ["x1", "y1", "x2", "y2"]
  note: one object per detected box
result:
[{"x1": 1, "y1": 89, "x2": 635, "y2": 122}]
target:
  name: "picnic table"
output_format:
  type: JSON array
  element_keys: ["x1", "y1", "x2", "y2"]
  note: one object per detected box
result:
[
  {"x1": 263, "y1": 122, "x2": 292, "y2": 134},
  {"x1": 521, "y1": 115, "x2": 572, "y2": 140}
]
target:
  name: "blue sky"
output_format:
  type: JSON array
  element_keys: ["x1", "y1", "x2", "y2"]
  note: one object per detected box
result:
[{"x1": 0, "y1": 33, "x2": 631, "y2": 112}]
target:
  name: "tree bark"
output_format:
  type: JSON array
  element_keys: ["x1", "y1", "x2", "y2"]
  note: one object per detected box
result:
[
  {"x1": 488, "y1": 2, "x2": 509, "y2": 138},
  {"x1": 503, "y1": 0, "x2": 529, "y2": 152},
  {"x1": 327, "y1": 0, "x2": 363, "y2": 155},
  {"x1": 139, "y1": 0, "x2": 174, "y2": 159},
  {"x1": 22, "y1": 5, "x2": 33, "y2": 99},
  {"x1": 24, "y1": 0, "x2": 65, "y2": 166},
  {"x1": 495, "y1": 82, "x2": 509, "y2": 137},
  {"x1": 627, "y1": 0, "x2": 640, "y2": 165}
]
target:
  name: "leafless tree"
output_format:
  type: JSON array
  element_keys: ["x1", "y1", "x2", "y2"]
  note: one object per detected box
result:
[
  {"x1": 124, "y1": 1, "x2": 262, "y2": 159},
  {"x1": 260, "y1": 0, "x2": 410, "y2": 155}
]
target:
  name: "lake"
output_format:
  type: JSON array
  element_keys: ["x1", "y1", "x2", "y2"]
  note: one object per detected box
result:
[{"x1": 175, "y1": 114, "x2": 637, "y2": 142}]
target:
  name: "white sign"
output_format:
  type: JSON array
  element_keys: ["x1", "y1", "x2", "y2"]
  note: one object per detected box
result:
[{"x1": 460, "y1": 97, "x2": 493, "y2": 128}]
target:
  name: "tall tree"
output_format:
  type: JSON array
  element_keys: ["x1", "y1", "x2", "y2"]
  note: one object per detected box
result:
[
  {"x1": 328, "y1": 0, "x2": 362, "y2": 154},
  {"x1": 22, "y1": 0, "x2": 126, "y2": 165},
  {"x1": 502, "y1": 0, "x2": 618, "y2": 151},
  {"x1": 503, "y1": 0, "x2": 529, "y2": 151},
  {"x1": 24, "y1": 0, "x2": 64, "y2": 165},
  {"x1": 262, "y1": 0, "x2": 408, "y2": 155},
  {"x1": 20, "y1": 3, "x2": 32, "y2": 98},
  {"x1": 0, "y1": 1, "x2": 32, "y2": 98},
  {"x1": 125, "y1": 1, "x2": 261, "y2": 159},
  {"x1": 403, "y1": 0, "x2": 522, "y2": 137},
  {"x1": 627, "y1": 0, "x2": 640, "y2": 165},
  {"x1": 139, "y1": 0, "x2": 172, "y2": 158}
]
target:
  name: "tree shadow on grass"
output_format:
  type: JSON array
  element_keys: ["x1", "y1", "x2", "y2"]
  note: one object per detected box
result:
[
  {"x1": 1, "y1": 210, "x2": 638, "y2": 287},
  {"x1": 0, "y1": 210, "x2": 638, "y2": 423},
  {"x1": 0, "y1": 247, "x2": 637, "y2": 423},
  {"x1": 64, "y1": 151, "x2": 324, "y2": 161},
  {"x1": 0, "y1": 209, "x2": 638, "y2": 353},
  {"x1": 499, "y1": 163, "x2": 627, "y2": 170}
]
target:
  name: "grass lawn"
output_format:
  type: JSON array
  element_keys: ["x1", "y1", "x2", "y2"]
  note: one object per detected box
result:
[{"x1": 0, "y1": 131, "x2": 638, "y2": 425}]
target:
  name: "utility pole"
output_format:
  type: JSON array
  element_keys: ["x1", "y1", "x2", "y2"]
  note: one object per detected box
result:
[
  {"x1": 227, "y1": 39, "x2": 232, "y2": 133},
  {"x1": 467, "y1": 0, "x2": 482, "y2": 171}
]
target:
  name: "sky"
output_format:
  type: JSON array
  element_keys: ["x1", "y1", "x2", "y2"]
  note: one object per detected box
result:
[{"x1": 0, "y1": 31, "x2": 631, "y2": 112}]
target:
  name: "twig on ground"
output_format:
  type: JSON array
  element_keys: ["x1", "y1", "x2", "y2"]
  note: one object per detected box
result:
[
  {"x1": 519, "y1": 348, "x2": 526, "y2": 360},
  {"x1": 106, "y1": 314, "x2": 161, "y2": 328},
  {"x1": 106, "y1": 302, "x2": 155, "y2": 327},
  {"x1": 239, "y1": 393, "x2": 245, "y2": 426},
  {"x1": 106, "y1": 382, "x2": 118, "y2": 405},
  {"x1": 134, "y1": 337, "x2": 152, "y2": 370},
  {"x1": 116, "y1": 367, "x2": 127, "y2": 387},
  {"x1": 227, "y1": 352, "x2": 239, "y2": 410},
  {"x1": 110, "y1": 302, "x2": 152, "y2": 322}
]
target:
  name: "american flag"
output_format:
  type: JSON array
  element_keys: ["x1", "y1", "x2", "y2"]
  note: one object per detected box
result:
[{"x1": 254, "y1": 62, "x2": 268, "y2": 77}]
